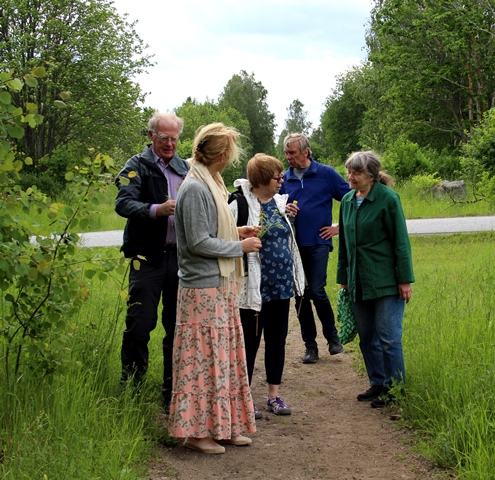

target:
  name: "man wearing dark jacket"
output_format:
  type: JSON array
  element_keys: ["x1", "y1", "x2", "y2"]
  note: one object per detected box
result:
[
  {"x1": 115, "y1": 112, "x2": 189, "y2": 412},
  {"x1": 280, "y1": 133, "x2": 350, "y2": 364}
]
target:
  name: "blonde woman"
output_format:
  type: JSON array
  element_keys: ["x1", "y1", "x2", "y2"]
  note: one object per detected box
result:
[{"x1": 168, "y1": 123, "x2": 261, "y2": 454}]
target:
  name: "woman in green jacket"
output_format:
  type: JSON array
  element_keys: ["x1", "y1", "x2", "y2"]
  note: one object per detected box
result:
[{"x1": 337, "y1": 151, "x2": 414, "y2": 408}]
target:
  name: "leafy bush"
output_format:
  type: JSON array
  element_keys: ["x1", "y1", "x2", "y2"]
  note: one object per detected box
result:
[
  {"x1": 462, "y1": 109, "x2": 495, "y2": 176},
  {"x1": 429, "y1": 148, "x2": 461, "y2": 179},
  {"x1": 1, "y1": 68, "x2": 126, "y2": 384},
  {"x1": 411, "y1": 173, "x2": 442, "y2": 192},
  {"x1": 382, "y1": 136, "x2": 432, "y2": 179}
]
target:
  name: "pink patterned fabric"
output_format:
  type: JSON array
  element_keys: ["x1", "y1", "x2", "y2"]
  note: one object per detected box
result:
[{"x1": 168, "y1": 286, "x2": 256, "y2": 439}]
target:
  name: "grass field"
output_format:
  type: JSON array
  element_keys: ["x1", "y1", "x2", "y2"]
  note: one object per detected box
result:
[{"x1": 1, "y1": 182, "x2": 495, "y2": 478}]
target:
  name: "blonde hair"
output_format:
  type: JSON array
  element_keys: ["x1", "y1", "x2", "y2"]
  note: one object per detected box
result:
[
  {"x1": 345, "y1": 151, "x2": 394, "y2": 187},
  {"x1": 247, "y1": 153, "x2": 284, "y2": 188},
  {"x1": 193, "y1": 123, "x2": 242, "y2": 167}
]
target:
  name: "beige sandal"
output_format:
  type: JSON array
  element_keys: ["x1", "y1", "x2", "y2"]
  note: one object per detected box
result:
[
  {"x1": 183, "y1": 437, "x2": 225, "y2": 454},
  {"x1": 217, "y1": 435, "x2": 252, "y2": 446}
]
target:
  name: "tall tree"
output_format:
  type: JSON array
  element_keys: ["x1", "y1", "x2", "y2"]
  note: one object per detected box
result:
[
  {"x1": 219, "y1": 70, "x2": 276, "y2": 155},
  {"x1": 277, "y1": 99, "x2": 312, "y2": 158},
  {"x1": 320, "y1": 67, "x2": 367, "y2": 162},
  {"x1": 283, "y1": 99, "x2": 312, "y2": 135},
  {"x1": 175, "y1": 98, "x2": 252, "y2": 186},
  {"x1": 0, "y1": 0, "x2": 152, "y2": 165},
  {"x1": 366, "y1": 0, "x2": 495, "y2": 149}
]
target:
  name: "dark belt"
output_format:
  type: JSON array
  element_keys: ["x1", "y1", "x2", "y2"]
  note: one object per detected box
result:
[{"x1": 164, "y1": 244, "x2": 177, "y2": 252}]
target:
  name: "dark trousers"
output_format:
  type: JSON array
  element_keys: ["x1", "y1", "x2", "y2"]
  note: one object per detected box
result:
[
  {"x1": 295, "y1": 245, "x2": 338, "y2": 348},
  {"x1": 240, "y1": 299, "x2": 290, "y2": 386},
  {"x1": 121, "y1": 249, "x2": 178, "y2": 396}
]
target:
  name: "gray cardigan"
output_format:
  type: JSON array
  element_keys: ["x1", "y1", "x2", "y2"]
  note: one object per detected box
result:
[{"x1": 175, "y1": 176, "x2": 243, "y2": 288}]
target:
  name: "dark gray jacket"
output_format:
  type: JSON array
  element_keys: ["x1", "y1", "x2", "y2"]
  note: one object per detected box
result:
[{"x1": 115, "y1": 145, "x2": 189, "y2": 260}]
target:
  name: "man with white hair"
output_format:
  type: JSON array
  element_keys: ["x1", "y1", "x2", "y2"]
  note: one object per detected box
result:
[{"x1": 115, "y1": 112, "x2": 189, "y2": 413}]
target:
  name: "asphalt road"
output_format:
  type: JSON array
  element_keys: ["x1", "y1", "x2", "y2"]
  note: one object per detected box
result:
[{"x1": 77, "y1": 216, "x2": 495, "y2": 248}]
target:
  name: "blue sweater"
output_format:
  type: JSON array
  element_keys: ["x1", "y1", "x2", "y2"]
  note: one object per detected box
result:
[{"x1": 280, "y1": 159, "x2": 350, "y2": 247}]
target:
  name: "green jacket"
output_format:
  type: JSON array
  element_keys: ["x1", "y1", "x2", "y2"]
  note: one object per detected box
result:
[{"x1": 336, "y1": 181, "x2": 414, "y2": 302}]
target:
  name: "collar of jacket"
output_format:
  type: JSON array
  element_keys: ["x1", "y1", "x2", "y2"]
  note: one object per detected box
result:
[
  {"x1": 286, "y1": 157, "x2": 318, "y2": 179},
  {"x1": 140, "y1": 144, "x2": 189, "y2": 176},
  {"x1": 343, "y1": 180, "x2": 382, "y2": 204}
]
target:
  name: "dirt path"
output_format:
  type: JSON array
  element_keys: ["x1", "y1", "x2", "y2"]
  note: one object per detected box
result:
[{"x1": 148, "y1": 310, "x2": 450, "y2": 480}]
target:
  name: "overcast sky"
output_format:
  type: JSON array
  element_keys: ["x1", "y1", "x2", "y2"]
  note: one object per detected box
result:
[{"x1": 112, "y1": 0, "x2": 372, "y2": 136}]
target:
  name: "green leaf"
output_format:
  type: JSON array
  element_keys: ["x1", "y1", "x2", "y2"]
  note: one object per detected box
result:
[
  {"x1": 0, "y1": 91, "x2": 12, "y2": 105},
  {"x1": 28, "y1": 268, "x2": 38, "y2": 281},
  {"x1": 84, "y1": 269, "x2": 96, "y2": 279},
  {"x1": 0, "y1": 71, "x2": 13, "y2": 82},
  {"x1": 25, "y1": 157, "x2": 33, "y2": 165},
  {"x1": 31, "y1": 66, "x2": 46, "y2": 78},
  {"x1": 65, "y1": 171, "x2": 75, "y2": 181},
  {"x1": 26, "y1": 102, "x2": 38, "y2": 114},
  {"x1": 24, "y1": 114, "x2": 38, "y2": 128},
  {"x1": 6, "y1": 78, "x2": 23, "y2": 92},
  {"x1": 118, "y1": 176, "x2": 130, "y2": 186},
  {"x1": 6, "y1": 126, "x2": 24, "y2": 139},
  {"x1": 53, "y1": 100, "x2": 67, "y2": 109},
  {"x1": 24, "y1": 75, "x2": 38, "y2": 88},
  {"x1": 59, "y1": 91, "x2": 71, "y2": 101}
]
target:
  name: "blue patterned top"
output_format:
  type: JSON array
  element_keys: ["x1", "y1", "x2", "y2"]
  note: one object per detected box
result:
[{"x1": 259, "y1": 199, "x2": 294, "y2": 303}]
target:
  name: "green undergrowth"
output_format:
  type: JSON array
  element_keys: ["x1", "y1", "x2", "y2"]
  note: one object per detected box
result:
[{"x1": 332, "y1": 232, "x2": 495, "y2": 478}]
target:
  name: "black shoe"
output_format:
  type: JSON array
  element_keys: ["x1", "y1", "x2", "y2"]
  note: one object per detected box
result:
[
  {"x1": 370, "y1": 389, "x2": 394, "y2": 409},
  {"x1": 302, "y1": 346, "x2": 319, "y2": 363},
  {"x1": 328, "y1": 336, "x2": 344, "y2": 355},
  {"x1": 357, "y1": 385, "x2": 384, "y2": 402},
  {"x1": 370, "y1": 398, "x2": 386, "y2": 408}
]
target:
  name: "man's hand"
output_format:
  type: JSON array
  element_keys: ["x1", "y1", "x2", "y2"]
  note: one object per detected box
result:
[
  {"x1": 156, "y1": 199, "x2": 176, "y2": 217},
  {"x1": 319, "y1": 224, "x2": 339, "y2": 240}
]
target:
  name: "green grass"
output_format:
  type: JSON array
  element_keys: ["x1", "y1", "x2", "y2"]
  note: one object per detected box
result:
[
  {"x1": 396, "y1": 182, "x2": 495, "y2": 219},
  {"x1": 0, "y1": 256, "x2": 171, "y2": 480},
  {"x1": 2, "y1": 183, "x2": 495, "y2": 478},
  {"x1": 331, "y1": 232, "x2": 495, "y2": 478}
]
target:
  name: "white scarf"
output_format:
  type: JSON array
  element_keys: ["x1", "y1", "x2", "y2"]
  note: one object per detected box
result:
[{"x1": 189, "y1": 159, "x2": 243, "y2": 287}]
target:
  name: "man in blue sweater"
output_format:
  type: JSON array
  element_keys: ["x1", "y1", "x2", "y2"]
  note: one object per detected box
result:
[{"x1": 280, "y1": 133, "x2": 350, "y2": 363}]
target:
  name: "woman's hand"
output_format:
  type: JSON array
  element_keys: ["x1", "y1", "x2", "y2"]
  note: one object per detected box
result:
[
  {"x1": 238, "y1": 225, "x2": 261, "y2": 238},
  {"x1": 285, "y1": 202, "x2": 300, "y2": 217},
  {"x1": 398, "y1": 283, "x2": 412, "y2": 303},
  {"x1": 241, "y1": 237, "x2": 262, "y2": 253}
]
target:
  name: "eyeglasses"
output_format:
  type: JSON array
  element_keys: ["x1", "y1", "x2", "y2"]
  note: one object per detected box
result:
[
  {"x1": 272, "y1": 174, "x2": 284, "y2": 182},
  {"x1": 152, "y1": 132, "x2": 179, "y2": 143}
]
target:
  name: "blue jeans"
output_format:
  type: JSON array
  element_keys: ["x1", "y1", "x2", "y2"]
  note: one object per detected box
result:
[
  {"x1": 295, "y1": 245, "x2": 338, "y2": 348},
  {"x1": 352, "y1": 294, "x2": 406, "y2": 387}
]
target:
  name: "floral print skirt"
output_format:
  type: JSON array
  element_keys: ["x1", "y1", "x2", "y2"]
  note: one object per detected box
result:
[{"x1": 168, "y1": 285, "x2": 256, "y2": 440}]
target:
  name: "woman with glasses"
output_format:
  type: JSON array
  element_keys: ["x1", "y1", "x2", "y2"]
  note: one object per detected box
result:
[
  {"x1": 229, "y1": 154, "x2": 305, "y2": 418},
  {"x1": 168, "y1": 123, "x2": 262, "y2": 454}
]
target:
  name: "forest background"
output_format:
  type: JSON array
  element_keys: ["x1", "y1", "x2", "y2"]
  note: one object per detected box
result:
[{"x1": 1, "y1": 0, "x2": 495, "y2": 479}]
